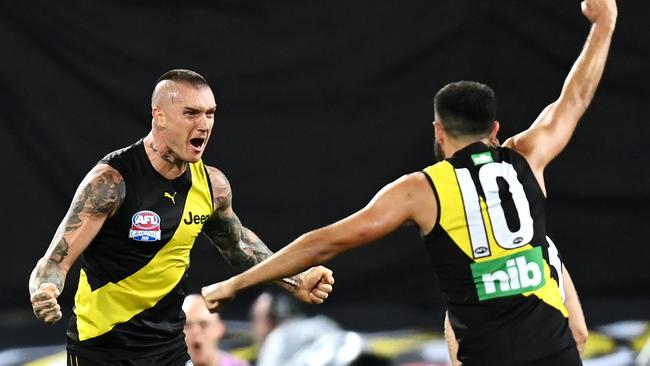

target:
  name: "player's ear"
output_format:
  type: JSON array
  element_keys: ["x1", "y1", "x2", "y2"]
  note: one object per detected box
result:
[
  {"x1": 489, "y1": 121, "x2": 500, "y2": 142},
  {"x1": 434, "y1": 121, "x2": 445, "y2": 144},
  {"x1": 152, "y1": 107, "x2": 165, "y2": 128}
]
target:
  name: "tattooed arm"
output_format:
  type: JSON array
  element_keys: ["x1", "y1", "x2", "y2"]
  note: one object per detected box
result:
[
  {"x1": 201, "y1": 166, "x2": 333, "y2": 303},
  {"x1": 29, "y1": 164, "x2": 125, "y2": 323}
]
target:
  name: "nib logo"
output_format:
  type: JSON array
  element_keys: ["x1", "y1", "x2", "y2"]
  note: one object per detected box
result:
[{"x1": 471, "y1": 247, "x2": 546, "y2": 301}]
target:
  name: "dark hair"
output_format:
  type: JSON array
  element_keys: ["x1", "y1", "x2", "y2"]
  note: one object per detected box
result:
[
  {"x1": 156, "y1": 68, "x2": 209, "y2": 88},
  {"x1": 434, "y1": 81, "x2": 496, "y2": 138}
]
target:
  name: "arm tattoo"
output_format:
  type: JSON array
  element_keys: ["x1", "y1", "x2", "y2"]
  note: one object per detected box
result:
[
  {"x1": 202, "y1": 221, "x2": 302, "y2": 293},
  {"x1": 30, "y1": 168, "x2": 125, "y2": 296},
  {"x1": 202, "y1": 167, "x2": 302, "y2": 292}
]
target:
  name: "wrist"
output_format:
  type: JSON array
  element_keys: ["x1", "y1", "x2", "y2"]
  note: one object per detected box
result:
[
  {"x1": 593, "y1": 17, "x2": 616, "y2": 32},
  {"x1": 227, "y1": 276, "x2": 242, "y2": 292}
]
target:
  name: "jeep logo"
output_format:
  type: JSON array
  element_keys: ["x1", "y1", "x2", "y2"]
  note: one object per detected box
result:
[{"x1": 183, "y1": 211, "x2": 209, "y2": 225}]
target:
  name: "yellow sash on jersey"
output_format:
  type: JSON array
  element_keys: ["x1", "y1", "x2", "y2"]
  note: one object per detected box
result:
[{"x1": 74, "y1": 160, "x2": 213, "y2": 341}]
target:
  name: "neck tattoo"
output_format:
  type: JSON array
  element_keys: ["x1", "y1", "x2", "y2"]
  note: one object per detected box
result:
[{"x1": 149, "y1": 142, "x2": 175, "y2": 164}]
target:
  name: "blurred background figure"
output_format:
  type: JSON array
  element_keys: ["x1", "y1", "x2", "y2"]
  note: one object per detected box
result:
[
  {"x1": 183, "y1": 294, "x2": 249, "y2": 366},
  {"x1": 251, "y1": 291, "x2": 388, "y2": 366}
]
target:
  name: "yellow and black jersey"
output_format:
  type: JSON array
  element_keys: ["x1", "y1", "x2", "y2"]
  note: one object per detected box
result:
[
  {"x1": 422, "y1": 142, "x2": 574, "y2": 365},
  {"x1": 66, "y1": 139, "x2": 213, "y2": 360}
]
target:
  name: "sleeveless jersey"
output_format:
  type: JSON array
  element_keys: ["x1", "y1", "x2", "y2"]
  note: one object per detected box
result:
[
  {"x1": 66, "y1": 139, "x2": 213, "y2": 360},
  {"x1": 422, "y1": 142, "x2": 574, "y2": 365}
]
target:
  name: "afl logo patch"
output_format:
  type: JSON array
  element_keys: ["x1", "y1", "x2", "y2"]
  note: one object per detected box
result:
[{"x1": 129, "y1": 210, "x2": 161, "y2": 242}]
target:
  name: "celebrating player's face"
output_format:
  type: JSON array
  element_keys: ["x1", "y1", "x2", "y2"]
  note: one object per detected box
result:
[{"x1": 158, "y1": 83, "x2": 216, "y2": 163}]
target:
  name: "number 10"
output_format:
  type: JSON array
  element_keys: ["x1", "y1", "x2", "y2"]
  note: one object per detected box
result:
[{"x1": 456, "y1": 162, "x2": 534, "y2": 258}]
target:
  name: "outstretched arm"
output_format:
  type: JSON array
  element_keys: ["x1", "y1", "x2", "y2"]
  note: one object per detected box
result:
[
  {"x1": 29, "y1": 164, "x2": 125, "y2": 323},
  {"x1": 503, "y1": 0, "x2": 617, "y2": 180},
  {"x1": 201, "y1": 166, "x2": 333, "y2": 303},
  {"x1": 202, "y1": 172, "x2": 436, "y2": 312}
]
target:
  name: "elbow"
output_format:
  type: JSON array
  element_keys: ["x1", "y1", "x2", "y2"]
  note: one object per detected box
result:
[
  {"x1": 570, "y1": 324, "x2": 588, "y2": 355},
  {"x1": 574, "y1": 328, "x2": 589, "y2": 348},
  {"x1": 559, "y1": 90, "x2": 591, "y2": 113}
]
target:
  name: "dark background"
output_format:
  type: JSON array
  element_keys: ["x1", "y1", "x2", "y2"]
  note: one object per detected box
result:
[{"x1": 1, "y1": 0, "x2": 648, "y2": 348}]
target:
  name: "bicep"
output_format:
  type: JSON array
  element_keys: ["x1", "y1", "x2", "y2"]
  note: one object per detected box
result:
[
  {"x1": 322, "y1": 176, "x2": 420, "y2": 251},
  {"x1": 47, "y1": 164, "x2": 125, "y2": 271},
  {"x1": 505, "y1": 99, "x2": 584, "y2": 171},
  {"x1": 202, "y1": 166, "x2": 242, "y2": 244}
]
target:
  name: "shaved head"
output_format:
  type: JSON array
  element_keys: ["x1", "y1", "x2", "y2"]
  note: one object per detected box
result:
[
  {"x1": 148, "y1": 69, "x2": 216, "y2": 165},
  {"x1": 151, "y1": 69, "x2": 211, "y2": 108},
  {"x1": 151, "y1": 80, "x2": 178, "y2": 108}
]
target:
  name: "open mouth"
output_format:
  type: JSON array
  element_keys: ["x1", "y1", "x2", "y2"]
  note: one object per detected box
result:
[
  {"x1": 192, "y1": 342, "x2": 202, "y2": 351},
  {"x1": 189, "y1": 138, "x2": 205, "y2": 149}
]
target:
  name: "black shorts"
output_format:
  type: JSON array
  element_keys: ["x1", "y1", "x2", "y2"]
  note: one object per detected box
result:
[
  {"x1": 67, "y1": 345, "x2": 190, "y2": 366},
  {"x1": 461, "y1": 345, "x2": 582, "y2": 366},
  {"x1": 527, "y1": 345, "x2": 582, "y2": 366}
]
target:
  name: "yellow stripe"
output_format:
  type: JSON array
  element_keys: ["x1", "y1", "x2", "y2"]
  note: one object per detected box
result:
[
  {"x1": 423, "y1": 163, "x2": 567, "y2": 315},
  {"x1": 424, "y1": 162, "x2": 476, "y2": 259},
  {"x1": 74, "y1": 160, "x2": 212, "y2": 341}
]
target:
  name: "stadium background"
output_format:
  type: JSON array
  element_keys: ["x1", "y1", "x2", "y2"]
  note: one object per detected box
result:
[{"x1": 0, "y1": 0, "x2": 648, "y2": 364}]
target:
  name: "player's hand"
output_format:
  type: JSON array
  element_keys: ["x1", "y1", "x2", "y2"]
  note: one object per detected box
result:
[
  {"x1": 201, "y1": 279, "x2": 236, "y2": 313},
  {"x1": 294, "y1": 266, "x2": 335, "y2": 304},
  {"x1": 581, "y1": 0, "x2": 617, "y2": 26},
  {"x1": 30, "y1": 283, "x2": 62, "y2": 324}
]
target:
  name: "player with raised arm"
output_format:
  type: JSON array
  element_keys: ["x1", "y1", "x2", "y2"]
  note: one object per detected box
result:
[{"x1": 202, "y1": 0, "x2": 616, "y2": 364}]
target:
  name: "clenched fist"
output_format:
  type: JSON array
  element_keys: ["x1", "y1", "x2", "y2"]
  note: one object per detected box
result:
[
  {"x1": 292, "y1": 265, "x2": 335, "y2": 305},
  {"x1": 202, "y1": 266, "x2": 336, "y2": 313},
  {"x1": 30, "y1": 283, "x2": 62, "y2": 324},
  {"x1": 581, "y1": 0, "x2": 617, "y2": 26}
]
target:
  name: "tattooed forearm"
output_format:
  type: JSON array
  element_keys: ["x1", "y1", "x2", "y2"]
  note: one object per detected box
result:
[
  {"x1": 50, "y1": 237, "x2": 69, "y2": 264},
  {"x1": 29, "y1": 257, "x2": 66, "y2": 296},
  {"x1": 202, "y1": 213, "x2": 269, "y2": 271},
  {"x1": 227, "y1": 228, "x2": 303, "y2": 293},
  {"x1": 29, "y1": 237, "x2": 70, "y2": 296},
  {"x1": 203, "y1": 165, "x2": 304, "y2": 293},
  {"x1": 202, "y1": 218, "x2": 303, "y2": 293}
]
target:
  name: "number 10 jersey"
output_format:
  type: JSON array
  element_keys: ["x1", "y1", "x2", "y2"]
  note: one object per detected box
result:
[{"x1": 422, "y1": 142, "x2": 575, "y2": 365}]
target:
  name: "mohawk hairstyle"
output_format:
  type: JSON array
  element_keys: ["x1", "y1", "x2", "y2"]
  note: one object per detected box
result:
[{"x1": 156, "y1": 69, "x2": 209, "y2": 88}]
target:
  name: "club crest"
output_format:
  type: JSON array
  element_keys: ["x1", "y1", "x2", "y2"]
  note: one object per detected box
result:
[{"x1": 129, "y1": 210, "x2": 161, "y2": 242}]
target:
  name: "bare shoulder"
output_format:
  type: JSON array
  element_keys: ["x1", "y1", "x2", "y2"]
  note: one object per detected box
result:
[
  {"x1": 91, "y1": 163, "x2": 124, "y2": 182},
  {"x1": 205, "y1": 165, "x2": 232, "y2": 209},
  {"x1": 502, "y1": 131, "x2": 532, "y2": 157},
  {"x1": 402, "y1": 172, "x2": 438, "y2": 234},
  {"x1": 374, "y1": 172, "x2": 435, "y2": 210},
  {"x1": 393, "y1": 172, "x2": 433, "y2": 196},
  {"x1": 77, "y1": 163, "x2": 126, "y2": 217}
]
